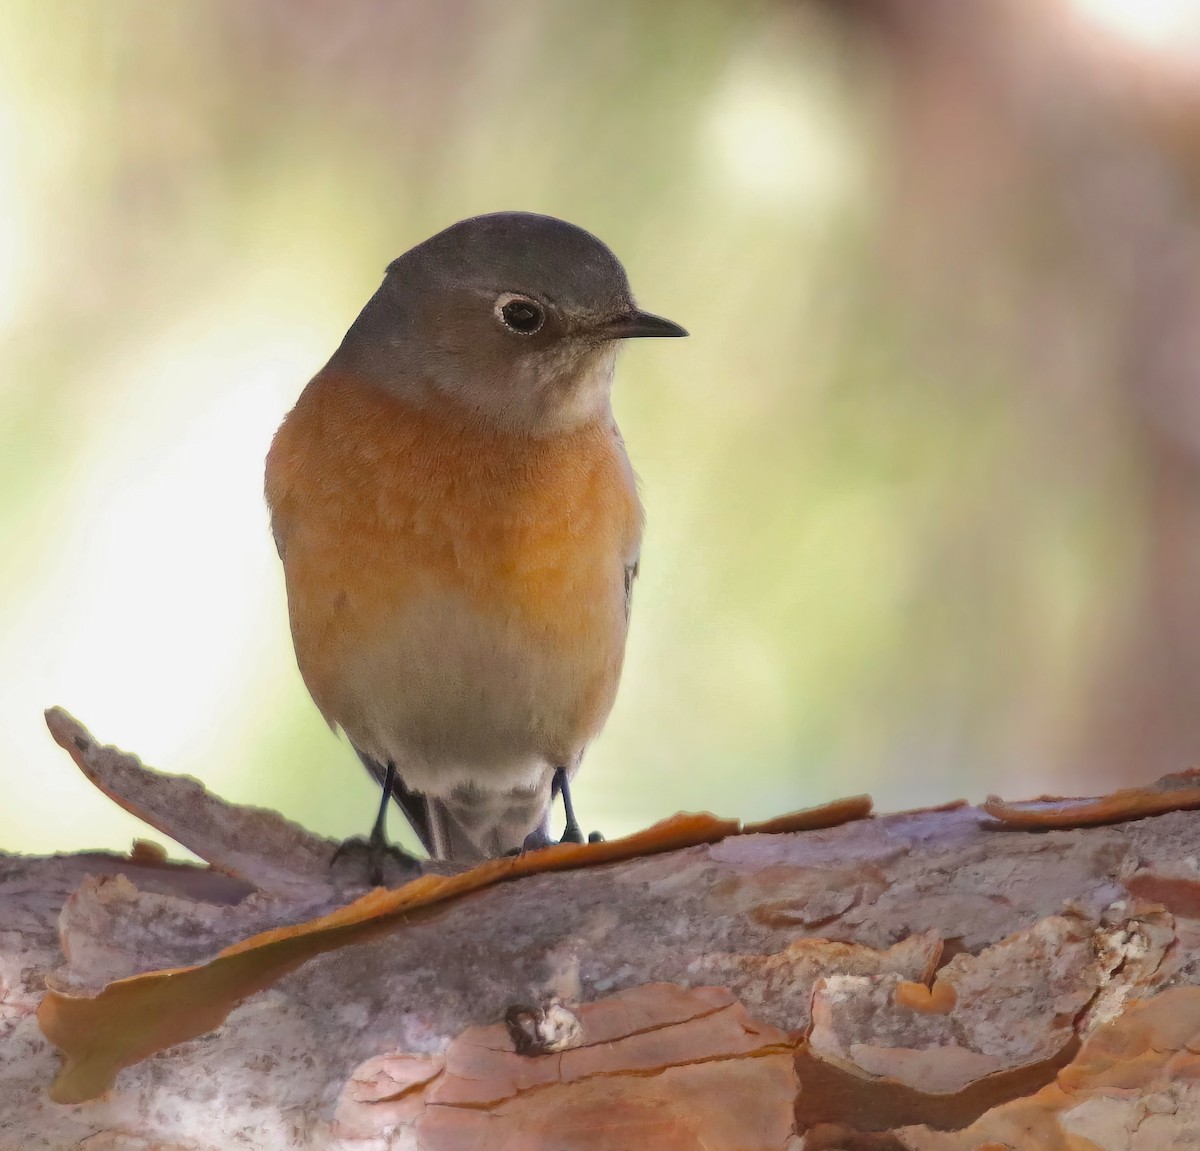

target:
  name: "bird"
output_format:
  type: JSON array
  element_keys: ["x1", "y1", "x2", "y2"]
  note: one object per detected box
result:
[{"x1": 265, "y1": 211, "x2": 686, "y2": 872}]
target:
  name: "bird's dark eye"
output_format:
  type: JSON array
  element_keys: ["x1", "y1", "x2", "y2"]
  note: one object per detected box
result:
[{"x1": 496, "y1": 295, "x2": 545, "y2": 335}]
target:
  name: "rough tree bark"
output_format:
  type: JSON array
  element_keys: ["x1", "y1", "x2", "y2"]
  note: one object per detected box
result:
[{"x1": 3, "y1": 710, "x2": 1200, "y2": 1150}]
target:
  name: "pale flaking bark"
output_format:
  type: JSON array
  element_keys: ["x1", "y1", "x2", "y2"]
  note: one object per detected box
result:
[{"x1": 3, "y1": 710, "x2": 1200, "y2": 1150}]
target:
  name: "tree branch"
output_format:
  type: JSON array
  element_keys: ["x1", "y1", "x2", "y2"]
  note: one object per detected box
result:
[{"x1": 4, "y1": 710, "x2": 1200, "y2": 1149}]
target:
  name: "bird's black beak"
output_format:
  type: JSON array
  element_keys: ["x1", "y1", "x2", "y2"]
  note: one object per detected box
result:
[{"x1": 601, "y1": 309, "x2": 688, "y2": 340}]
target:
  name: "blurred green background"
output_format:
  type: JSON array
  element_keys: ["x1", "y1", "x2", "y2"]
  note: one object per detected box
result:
[{"x1": 5, "y1": 0, "x2": 1200, "y2": 857}]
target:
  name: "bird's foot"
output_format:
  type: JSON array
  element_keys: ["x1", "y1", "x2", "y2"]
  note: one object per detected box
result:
[
  {"x1": 511, "y1": 765, "x2": 605, "y2": 855},
  {"x1": 515, "y1": 824, "x2": 604, "y2": 854},
  {"x1": 330, "y1": 757, "x2": 423, "y2": 886},
  {"x1": 330, "y1": 832, "x2": 422, "y2": 888}
]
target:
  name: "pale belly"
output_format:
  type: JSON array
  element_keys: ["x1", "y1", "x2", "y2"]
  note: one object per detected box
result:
[{"x1": 304, "y1": 580, "x2": 629, "y2": 799}]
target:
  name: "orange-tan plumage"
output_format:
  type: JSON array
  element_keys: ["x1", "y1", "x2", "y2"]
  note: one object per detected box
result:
[{"x1": 267, "y1": 369, "x2": 643, "y2": 790}]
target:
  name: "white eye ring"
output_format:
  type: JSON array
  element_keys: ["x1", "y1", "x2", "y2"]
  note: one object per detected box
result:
[{"x1": 495, "y1": 292, "x2": 545, "y2": 335}]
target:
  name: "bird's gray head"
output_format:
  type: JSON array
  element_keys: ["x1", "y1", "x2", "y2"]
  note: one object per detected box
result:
[{"x1": 331, "y1": 212, "x2": 686, "y2": 434}]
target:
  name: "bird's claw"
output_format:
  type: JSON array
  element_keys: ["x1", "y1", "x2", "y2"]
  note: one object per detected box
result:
[
  {"x1": 330, "y1": 834, "x2": 422, "y2": 887},
  {"x1": 513, "y1": 823, "x2": 604, "y2": 855}
]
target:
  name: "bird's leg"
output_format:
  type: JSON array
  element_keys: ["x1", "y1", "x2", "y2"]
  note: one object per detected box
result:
[
  {"x1": 330, "y1": 760, "x2": 422, "y2": 886},
  {"x1": 368, "y1": 759, "x2": 396, "y2": 849},
  {"x1": 517, "y1": 767, "x2": 604, "y2": 853},
  {"x1": 554, "y1": 766, "x2": 605, "y2": 843},
  {"x1": 553, "y1": 766, "x2": 585, "y2": 845}
]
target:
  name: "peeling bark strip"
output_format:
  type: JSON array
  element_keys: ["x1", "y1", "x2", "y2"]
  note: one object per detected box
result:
[{"x1": 0, "y1": 712, "x2": 1198, "y2": 1148}]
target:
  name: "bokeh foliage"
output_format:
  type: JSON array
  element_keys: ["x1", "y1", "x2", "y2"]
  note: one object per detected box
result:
[{"x1": 3, "y1": 0, "x2": 1197, "y2": 854}]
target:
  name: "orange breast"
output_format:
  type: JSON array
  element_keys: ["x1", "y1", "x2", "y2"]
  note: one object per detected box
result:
[{"x1": 265, "y1": 370, "x2": 644, "y2": 765}]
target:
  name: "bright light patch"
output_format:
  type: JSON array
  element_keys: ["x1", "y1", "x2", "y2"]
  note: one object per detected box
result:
[
  {"x1": 1068, "y1": 0, "x2": 1200, "y2": 58},
  {"x1": 0, "y1": 299, "x2": 328, "y2": 848},
  {"x1": 0, "y1": 85, "x2": 29, "y2": 337},
  {"x1": 54, "y1": 315, "x2": 318, "y2": 761},
  {"x1": 706, "y1": 55, "x2": 856, "y2": 213}
]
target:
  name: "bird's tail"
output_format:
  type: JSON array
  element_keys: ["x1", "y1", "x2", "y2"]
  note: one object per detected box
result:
[
  {"x1": 422, "y1": 791, "x2": 552, "y2": 861},
  {"x1": 353, "y1": 747, "x2": 551, "y2": 861}
]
